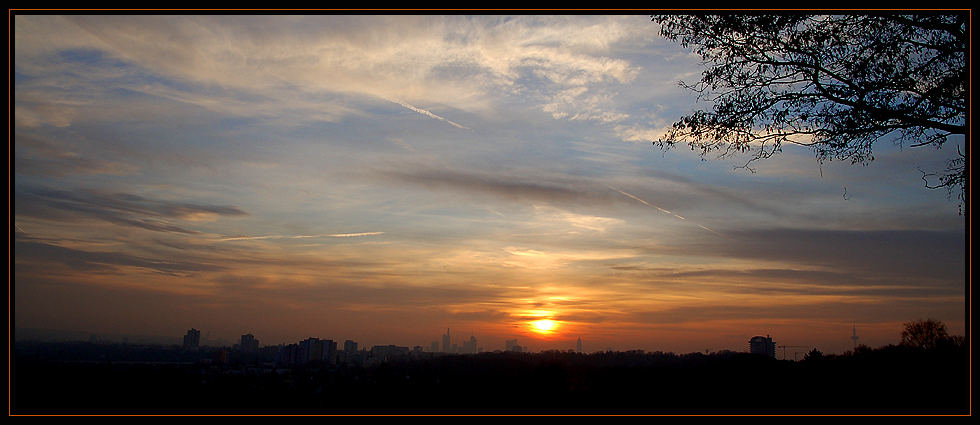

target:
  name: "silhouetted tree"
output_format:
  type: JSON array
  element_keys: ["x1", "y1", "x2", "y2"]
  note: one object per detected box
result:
[
  {"x1": 849, "y1": 344, "x2": 873, "y2": 356},
  {"x1": 901, "y1": 319, "x2": 951, "y2": 350},
  {"x1": 802, "y1": 348, "x2": 823, "y2": 362},
  {"x1": 651, "y1": 14, "x2": 967, "y2": 205}
]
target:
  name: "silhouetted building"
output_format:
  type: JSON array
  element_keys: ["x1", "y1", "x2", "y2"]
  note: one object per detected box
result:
[
  {"x1": 299, "y1": 337, "x2": 322, "y2": 364},
  {"x1": 505, "y1": 339, "x2": 522, "y2": 352},
  {"x1": 462, "y1": 335, "x2": 478, "y2": 354},
  {"x1": 341, "y1": 340, "x2": 358, "y2": 363},
  {"x1": 213, "y1": 348, "x2": 230, "y2": 364},
  {"x1": 370, "y1": 345, "x2": 410, "y2": 362},
  {"x1": 182, "y1": 328, "x2": 200, "y2": 350},
  {"x1": 240, "y1": 333, "x2": 259, "y2": 352},
  {"x1": 749, "y1": 335, "x2": 776, "y2": 358},
  {"x1": 430, "y1": 341, "x2": 439, "y2": 352},
  {"x1": 577, "y1": 337, "x2": 582, "y2": 353},
  {"x1": 320, "y1": 339, "x2": 338, "y2": 364},
  {"x1": 442, "y1": 328, "x2": 451, "y2": 353},
  {"x1": 275, "y1": 343, "x2": 299, "y2": 367}
]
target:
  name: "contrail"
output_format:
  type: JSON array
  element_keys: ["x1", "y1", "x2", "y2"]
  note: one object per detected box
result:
[
  {"x1": 218, "y1": 235, "x2": 280, "y2": 242},
  {"x1": 322, "y1": 232, "x2": 385, "y2": 238},
  {"x1": 696, "y1": 224, "x2": 723, "y2": 236},
  {"x1": 218, "y1": 232, "x2": 384, "y2": 242},
  {"x1": 385, "y1": 97, "x2": 469, "y2": 130},
  {"x1": 608, "y1": 185, "x2": 722, "y2": 236}
]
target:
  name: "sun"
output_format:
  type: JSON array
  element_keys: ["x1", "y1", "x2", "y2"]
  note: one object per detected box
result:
[{"x1": 530, "y1": 319, "x2": 558, "y2": 334}]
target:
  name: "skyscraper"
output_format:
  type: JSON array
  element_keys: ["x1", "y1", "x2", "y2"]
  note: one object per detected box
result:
[
  {"x1": 442, "y1": 328, "x2": 451, "y2": 353},
  {"x1": 182, "y1": 328, "x2": 200, "y2": 350},
  {"x1": 577, "y1": 337, "x2": 582, "y2": 353}
]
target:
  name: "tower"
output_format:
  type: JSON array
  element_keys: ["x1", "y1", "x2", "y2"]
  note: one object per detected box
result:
[
  {"x1": 442, "y1": 328, "x2": 451, "y2": 353},
  {"x1": 576, "y1": 337, "x2": 582, "y2": 353},
  {"x1": 851, "y1": 325, "x2": 859, "y2": 349}
]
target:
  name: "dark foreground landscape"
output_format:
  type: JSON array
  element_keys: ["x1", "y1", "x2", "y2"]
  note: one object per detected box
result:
[{"x1": 12, "y1": 340, "x2": 970, "y2": 415}]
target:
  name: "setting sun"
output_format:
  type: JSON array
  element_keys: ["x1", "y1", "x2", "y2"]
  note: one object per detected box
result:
[{"x1": 531, "y1": 319, "x2": 558, "y2": 334}]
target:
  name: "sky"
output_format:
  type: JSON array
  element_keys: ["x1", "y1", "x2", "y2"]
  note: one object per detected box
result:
[{"x1": 12, "y1": 14, "x2": 967, "y2": 355}]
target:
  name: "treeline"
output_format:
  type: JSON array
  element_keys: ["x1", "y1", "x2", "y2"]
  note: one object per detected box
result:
[{"x1": 12, "y1": 336, "x2": 968, "y2": 415}]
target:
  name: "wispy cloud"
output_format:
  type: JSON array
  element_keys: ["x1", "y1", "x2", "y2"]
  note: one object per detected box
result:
[
  {"x1": 15, "y1": 236, "x2": 227, "y2": 276},
  {"x1": 532, "y1": 205, "x2": 622, "y2": 233},
  {"x1": 14, "y1": 133, "x2": 139, "y2": 177},
  {"x1": 15, "y1": 15, "x2": 652, "y2": 130},
  {"x1": 378, "y1": 166, "x2": 612, "y2": 206},
  {"x1": 15, "y1": 186, "x2": 247, "y2": 235}
]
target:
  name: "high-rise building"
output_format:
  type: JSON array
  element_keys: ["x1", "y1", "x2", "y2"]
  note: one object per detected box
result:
[
  {"x1": 505, "y1": 339, "x2": 522, "y2": 352},
  {"x1": 320, "y1": 339, "x2": 338, "y2": 364},
  {"x1": 275, "y1": 343, "x2": 299, "y2": 367},
  {"x1": 240, "y1": 333, "x2": 259, "y2": 352},
  {"x1": 344, "y1": 340, "x2": 358, "y2": 353},
  {"x1": 749, "y1": 335, "x2": 776, "y2": 358},
  {"x1": 576, "y1": 337, "x2": 582, "y2": 353},
  {"x1": 442, "y1": 328, "x2": 451, "y2": 353},
  {"x1": 429, "y1": 341, "x2": 439, "y2": 352},
  {"x1": 182, "y1": 328, "x2": 200, "y2": 350},
  {"x1": 299, "y1": 337, "x2": 320, "y2": 364}
]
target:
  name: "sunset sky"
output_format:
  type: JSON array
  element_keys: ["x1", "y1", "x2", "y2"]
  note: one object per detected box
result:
[{"x1": 13, "y1": 14, "x2": 967, "y2": 355}]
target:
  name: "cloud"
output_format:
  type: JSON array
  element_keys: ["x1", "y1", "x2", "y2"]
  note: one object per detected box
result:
[
  {"x1": 14, "y1": 15, "x2": 650, "y2": 129},
  {"x1": 15, "y1": 186, "x2": 247, "y2": 235},
  {"x1": 532, "y1": 205, "x2": 623, "y2": 233},
  {"x1": 614, "y1": 124, "x2": 672, "y2": 144},
  {"x1": 377, "y1": 166, "x2": 614, "y2": 207},
  {"x1": 374, "y1": 164, "x2": 794, "y2": 235},
  {"x1": 625, "y1": 299, "x2": 962, "y2": 326},
  {"x1": 15, "y1": 236, "x2": 227, "y2": 276},
  {"x1": 634, "y1": 227, "x2": 966, "y2": 287},
  {"x1": 502, "y1": 246, "x2": 638, "y2": 270},
  {"x1": 15, "y1": 154, "x2": 138, "y2": 178},
  {"x1": 14, "y1": 133, "x2": 139, "y2": 177}
]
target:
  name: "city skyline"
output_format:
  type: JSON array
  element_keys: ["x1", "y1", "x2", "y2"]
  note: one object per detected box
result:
[{"x1": 13, "y1": 14, "x2": 967, "y2": 356}]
